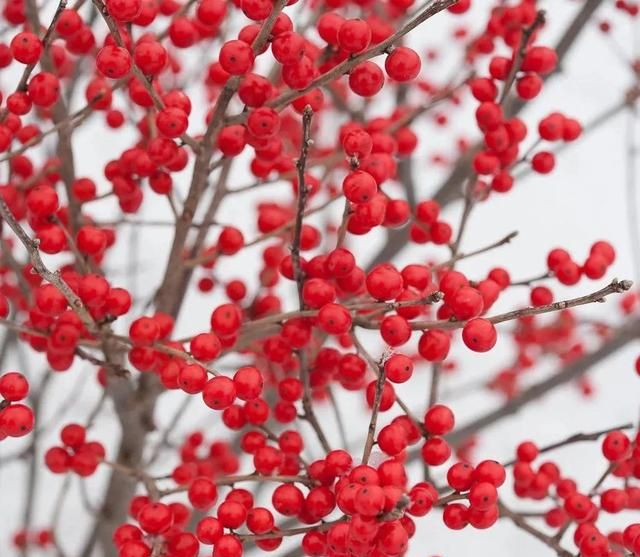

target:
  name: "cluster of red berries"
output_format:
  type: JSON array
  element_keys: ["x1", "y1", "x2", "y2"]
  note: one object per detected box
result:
[
  {"x1": 20, "y1": 272, "x2": 130, "y2": 370},
  {"x1": 0, "y1": 371, "x2": 33, "y2": 440},
  {"x1": 469, "y1": 34, "x2": 561, "y2": 179},
  {"x1": 615, "y1": 0, "x2": 640, "y2": 17},
  {"x1": 171, "y1": 433, "x2": 240, "y2": 492},
  {"x1": 506, "y1": 431, "x2": 640, "y2": 557},
  {"x1": 442, "y1": 459, "x2": 506, "y2": 530},
  {"x1": 44, "y1": 423, "x2": 105, "y2": 476},
  {"x1": 546, "y1": 242, "x2": 616, "y2": 286},
  {"x1": 416, "y1": 269, "x2": 501, "y2": 360},
  {"x1": 114, "y1": 499, "x2": 198, "y2": 557},
  {"x1": 12, "y1": 528, "x2": 54, "y2": 552}
]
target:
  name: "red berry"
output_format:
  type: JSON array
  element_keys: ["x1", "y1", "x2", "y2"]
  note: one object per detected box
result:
[
  {"x1": 0, "y1": 372, "x2": 29, "y2": 401},
  {"x1": 343, "y1": 170, "x2": 377, "y2": 204},
  {"x1": 96, "y1": 46, "x2": 132, "y2": 78},
  {"x1": 202, "y1": 376, "x2": 237, "y2": 410},
  {"x1": 462, "y1": 318, "x2": 497, "y2": 352},
  {"x1": 421, "y1": 437, "x2": 451, "y2": 466},
  {"x1": 233, "y1": 366, "x2": 263, "y2": 401},
  {"x1": 10, "y1": 32, "x2": 42, "y2": 64},
  {"x1": 318, "y1": 303, "x2": 352, "y2": 334},
  {"x1": 138, "y1": 503, "x2": 173, "y2": 534},
  {"x1": 531, "y1": 151, "x2": 555, "y2": 174},
  {"x1": 106, "y1": 0, "x2": 142, "y2": 21},
  {"x1": 385, "y1": 47, "x2": 421, "y2": 81},
  {"x1": 602, "y1": 431, "x2": 630, "y2": 461},
  {"x1": 418, "y1": 329, "x2": 450, "y2": 362},
  {"x1": 338, "y1": 19, "x2": 371, "y2": 53},
  {"x1": 0, "y1": 404, "x2": 34, "y2": 437},
  {"x1": 156, "y1": 107, "x2": 189, "y2": 138},
  {"x1": 219, "y1": 40, "x2": 254, "y2": 75},
  {"x1": 424, "y1": 404, "x2": 455, "y2": 435},
  {"x1": 349, "y1": 61, "x2": 384, "y2": 97}
]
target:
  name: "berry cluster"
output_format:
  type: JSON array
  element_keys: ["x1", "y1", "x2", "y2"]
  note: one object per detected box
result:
[
  {"x1": 0, "y1": 371, "x2": 33, "y2": 440},
  {"x1": 505, "y1": 431, "x2": 640, "y2": 557},
  {"x1": 44, "y1": 423, "x2": 106, "y2": 476},
  {"x1": 11, "y1": 529, "x2": 55, "y2": 552},
  {"x1": 546, "y1": 242, "x2": 617, "y2": 286},
  {"x1": 26, "y1": 274, "x2": 130, "y2": 370}
]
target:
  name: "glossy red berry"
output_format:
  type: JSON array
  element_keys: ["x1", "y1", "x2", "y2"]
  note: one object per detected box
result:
[
  {"x1": 602, "y1": 431, "x2": 631, "y2": 461},
  {"x1": 0, "y1": 404, "x2": 34, "y2": 437},
  {"x1": 138, "y1": 502, "x2": 173, "y2": 534},
  {"x1": 106, "y1": 0, "x2": 142, "y2": 21},
  {"x1": 424, "y1": 404, "x2": 455, "y2": 435},
  {"x1": 202, "y1": 376, "x2": 237, "y2": 410},
  {"x1": 385, "y1": 47, "x2": 421, "y2": 81},
  {"x1": 10, "y1": 32, "x2": 42, "y2": 64},
  {"x1": 219, "y1": 40, "x2": 254, "y2": 74},
  {"x1": 366, "y1": 264, "x2": 403, "y2": 301},
  {"x1": 0, "y1": 372, "x2": 29, "y2": 401},
  {"x1": 156, "y1": 107, "x2": 189, "y2": 138},
  {"x1": 233, "y1": 366, "x2": 263, "y2": 401},
  {"x1": 338, "y1": 19, "x2": 371, "y2": 53},
  {"x1": 317, "y1": 303, "x2": 352, "y2": 334},
  {"x1": 96, "y1": 46, "x2": 132, "y2": 78},
  {"x1": 343, "y1": 170, "x2": 377, "y2": 204},
  {"x1": 349, "y1": 62, "x2": 384, "y2": 97},
  {"x1": 384, "y1": 354, "x2": 413, "y2": 383},
  {"x1": 418, "y1": 330, "x2": 450, "y2": 362},
  {"x1": 462, "y1": 318, "x2": 497, "y2": 352},
  {"x1": 188, "y1": 478, "x2": 218, "y2": 510}
]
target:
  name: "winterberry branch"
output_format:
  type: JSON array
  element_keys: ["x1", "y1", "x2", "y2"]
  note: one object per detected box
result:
[
  {"x1": 14, "y1": 0, "x2": 66, "y2": 93},
  {"x1": 451, "y1": 11, "x2": 545, "y2": 259},
  {"x1": 499, "y1": 11, "x2": 547, "y2": 104},
  {"x1": 403, "y1": 278, "x2": 633, "y2": 331},
  {"x1": 510, "y1": 271, "x2": 553, "y2": 287},
  {"x1": 434, "y1": 231, "x2": 519, "y2": 270},
  {"x1": 361, "y1": 355, "x2": 387, "y2": 464},
  {"x1": 290, "y1": 106, "x2": 332, "y2": 454},
  {"x1": 503, "y1": 423, "x2": 634, "y2": 467},
  {"x1": 498, "y1": 500, "x2": 574, "y2": 557},
  {"x1": 291, "y1": 106, "x2": 314, "y2": 308},
  {"x1": 226, "y1": 0, "x2": 459, "y2": 124},
  {"x1": 0, "y1": 197, "x2": 96, "y2": 331}
]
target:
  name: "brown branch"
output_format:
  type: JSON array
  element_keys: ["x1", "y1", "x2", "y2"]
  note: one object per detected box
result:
[
  {"x1": 362, "y1": 355, "x2": 386, "y2": 464},
  {"x1": 90, "y1": 0, "x2": 199, "y2": 151},
  {"x1": 510, "y1": 271, "x2": 553, "y2": 287},
  {"x1": 391, "y1": 278, "x2": 632, "y2": 331},
  {"x1": 0, "y1": 197, "x2": 96, "y2": 331},
  {"x1": 291, "y1": 107, "x2": 331, "y2": 454},
  {"x1": 499, "y1": 11, "x2": 546, "y2": 104},
  {"x1": 24, "y1": 0, "x2": 81, "y2": 234},
  {"x1": 291, "y1": 106, "x2": 313, "y2": 307},
  {"x1": 225, "y1": 0, "x2": 459, "y2": 125},
  {"x1": 498, "y1": 500, "x2": 574, "y2": 557},
  {"x1": 435, "y1": 231, "x2": 519, "y2": 271},
  {"x1": 503, "y1": 423, "x2": 634, "y2": 467}
]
